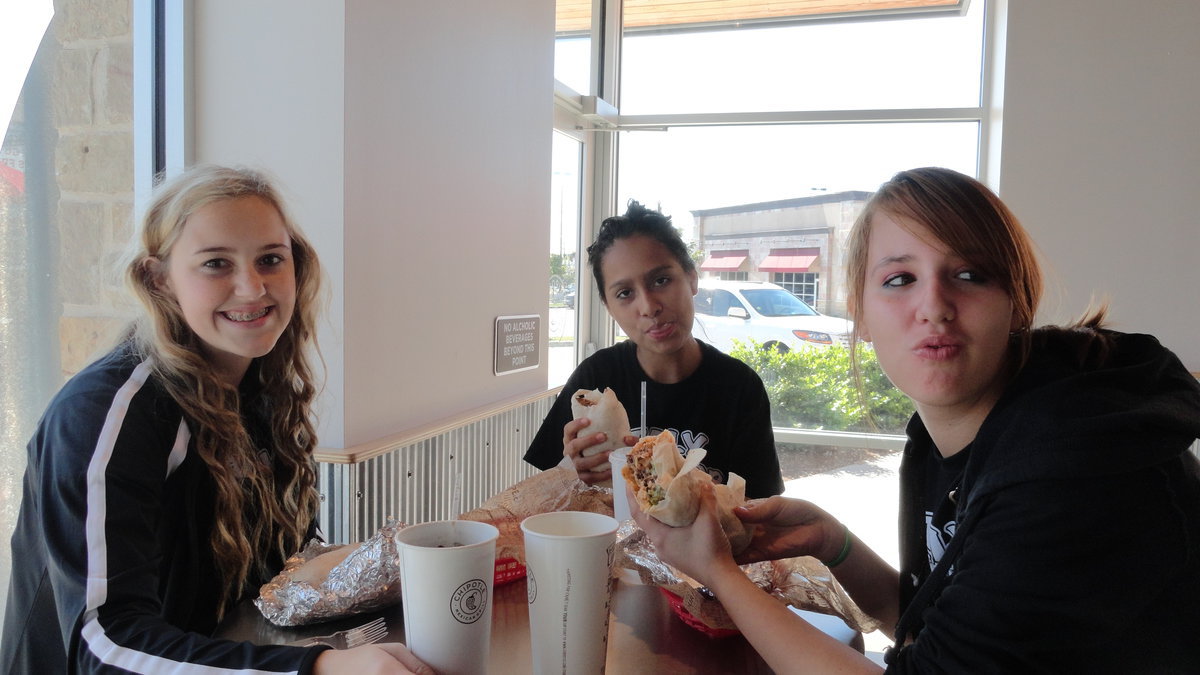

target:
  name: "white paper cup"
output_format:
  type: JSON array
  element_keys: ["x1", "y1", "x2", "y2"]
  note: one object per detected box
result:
[
  {"x1": 397, "y1": 520, "x2": 499, "y2": 675},
  {"x1": 607, "y1": 449, "x2": 632, "y2": 523},
  {"x1": 521, "y1": 511, "x2": 618, "y2": 675}
]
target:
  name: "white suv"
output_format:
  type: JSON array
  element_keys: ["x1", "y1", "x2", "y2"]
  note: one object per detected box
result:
[{"x1": 692, "y1": 279, "x2": 853, "y2": 354}]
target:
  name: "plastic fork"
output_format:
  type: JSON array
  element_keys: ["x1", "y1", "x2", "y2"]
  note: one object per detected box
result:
[{"x1": 287, "y1": 616, "x2": 389, "y2": 649}]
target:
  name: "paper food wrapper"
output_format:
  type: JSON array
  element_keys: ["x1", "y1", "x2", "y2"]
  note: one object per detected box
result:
[
  {"x1": 459, "y1": 466, "x2": 614, "y2": 564},
  {"x1": 256, "y1": 520, "x2": 405, "y2": 626},
  {"x1": 615, "y1": 520, "x2": 880, "y2": 636},
  {"x1": 570, "y1": 387, "x2": 632, "y2": 478}
]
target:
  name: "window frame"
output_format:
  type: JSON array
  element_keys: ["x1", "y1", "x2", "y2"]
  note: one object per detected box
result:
[{"x1": 555, "y1": 0, "x2": 1005, "y2": 448}]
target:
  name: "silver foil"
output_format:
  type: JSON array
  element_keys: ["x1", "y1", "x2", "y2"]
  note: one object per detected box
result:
[{"x1": 255, "y1": 520, "x2": 405, "y2": 626}]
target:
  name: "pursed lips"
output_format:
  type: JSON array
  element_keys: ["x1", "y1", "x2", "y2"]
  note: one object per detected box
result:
[
  {"x1": 914, "y1": 335, "x2": 963, "y2": 360},
  {"x1": 645, "y1": 321, "x2": 675, "y2": 340}
]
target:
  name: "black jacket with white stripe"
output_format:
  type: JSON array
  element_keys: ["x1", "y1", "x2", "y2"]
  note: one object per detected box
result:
[{"x1": 1, "y1": 342, "x2": 324, "y2": 674}]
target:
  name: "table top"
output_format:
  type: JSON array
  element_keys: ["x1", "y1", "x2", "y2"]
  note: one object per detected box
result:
[{"x1": 218, "y1": 576, "x2": 775, "y2": 673}]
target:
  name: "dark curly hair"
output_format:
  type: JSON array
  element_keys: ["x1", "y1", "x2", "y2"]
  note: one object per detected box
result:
[{"x1": 587, "y1": 200, "x2": 695, "y2": 302}]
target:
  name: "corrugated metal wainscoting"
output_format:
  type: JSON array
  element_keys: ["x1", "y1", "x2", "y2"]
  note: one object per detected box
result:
[{"x1": 317, "y1": 392, "x2": 557, "y2": 543}]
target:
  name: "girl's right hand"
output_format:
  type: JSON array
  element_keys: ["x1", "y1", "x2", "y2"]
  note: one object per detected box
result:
[
  {"x1": 733, "y1": 496, "x2": 845, "y2": 565},
  {"x1": 562, "y1": 417, "x2": 618, "y2": 485},
  {"x1": 313, "y1": 643, "x2": 435, "y2": 674}
]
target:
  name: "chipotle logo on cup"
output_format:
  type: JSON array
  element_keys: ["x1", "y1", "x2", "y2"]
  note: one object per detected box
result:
[{"x1": 451, "y1": 579, "x2": 488, "y2": 624}]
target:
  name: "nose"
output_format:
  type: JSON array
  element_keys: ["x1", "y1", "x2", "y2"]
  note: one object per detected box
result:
[
  {"x1": 915, "y1": 278, "x2": 955, "y2": 324},
  {"x1": 234, "y1": 266, "x2": 266, "y2": 299},
  {"x1": 635, "y1": 289, "x2": 662, "y2": 318}
]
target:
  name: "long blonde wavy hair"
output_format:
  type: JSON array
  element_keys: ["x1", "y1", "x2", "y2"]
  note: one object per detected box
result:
[{"x1": 125, "y1": 165, "x2": 323, "y2": 618}]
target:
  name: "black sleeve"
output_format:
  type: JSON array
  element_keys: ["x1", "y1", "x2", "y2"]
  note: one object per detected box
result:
[
  {"x1": 524, "y1": 354, "x2": 609, "y2": 469},
  {"x1": 887, "y1": 464, "x2": 1196, "y2": 673},
  {"x1": 523, "y1": 386, "x2": 576, "y2": 470},
  {"x1": 32, "y1": 378, "x2": 324, "y2": 673}
]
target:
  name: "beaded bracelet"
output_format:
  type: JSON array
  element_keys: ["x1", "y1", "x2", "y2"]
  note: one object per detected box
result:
[{"x1": 823, "y1": 524, "x2": 852, "y2": 568}]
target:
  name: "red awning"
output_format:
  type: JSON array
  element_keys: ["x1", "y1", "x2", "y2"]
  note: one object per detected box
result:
[
  {"x1": 700, "y1": 250, "x2": 748, "y2": 272},
  {"x1": 758, "y1": 248, "x2": 819, "y2": 273}
]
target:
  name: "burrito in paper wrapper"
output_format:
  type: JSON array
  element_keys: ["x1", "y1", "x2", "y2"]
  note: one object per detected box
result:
[
  {"x1": 620, "y1": 430, "x2": 752, "y2": 554},
  {"x1": 570, "y1": 387, "x2": 632, "y2": 476}
]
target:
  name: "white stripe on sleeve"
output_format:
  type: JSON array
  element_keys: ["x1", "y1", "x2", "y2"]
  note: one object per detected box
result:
[{"x1": 81, "y1": 361, "x2": 297, "y2": 674}]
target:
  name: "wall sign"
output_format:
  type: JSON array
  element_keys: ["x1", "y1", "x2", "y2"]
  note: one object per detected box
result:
[{"x1": 494, "y1": 314, "x2": 541, "y2": 375}]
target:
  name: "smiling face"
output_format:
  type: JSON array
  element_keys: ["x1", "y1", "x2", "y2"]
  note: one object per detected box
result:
[
  {"x1": 158, "y1": 195, "x2": 297, "y2": 385},
  {"x1": 599, "y1": 235, "x2": 701, "y2": 379},
  {"x1": 860, "y1": 211, "x2": 1018, "y2": 430}
]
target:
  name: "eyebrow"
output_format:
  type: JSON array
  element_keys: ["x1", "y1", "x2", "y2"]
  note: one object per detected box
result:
[
  {"x1": 607, "y1": 264, "x2": 674, "y2": 295},
  {"x1": 872, "y1": 254, "x2": 912, "y2": 273},
  {"x1": 191, "y1": 242, "x2": 290, "y2": 255}
]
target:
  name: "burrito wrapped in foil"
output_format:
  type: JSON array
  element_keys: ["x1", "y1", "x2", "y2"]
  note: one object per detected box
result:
[
  {"x1": 256, "y1": 520, "x2": 405, "y2": 626},
  {"x1": 615, "y1": 520, "x2": 880, "y2": 635}
]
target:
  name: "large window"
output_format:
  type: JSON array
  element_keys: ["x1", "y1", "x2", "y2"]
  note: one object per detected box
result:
[
  {"x1": 555, "y1": 0, "x2": 993, "y2": 442},
  {"x1": 1, "y1": 0, "x2": 142, "y2": 627}
]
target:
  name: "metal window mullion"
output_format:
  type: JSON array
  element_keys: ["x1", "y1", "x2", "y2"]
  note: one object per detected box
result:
[{"x1": 612, "y1": 106, "x2": 985, "y2": 131}]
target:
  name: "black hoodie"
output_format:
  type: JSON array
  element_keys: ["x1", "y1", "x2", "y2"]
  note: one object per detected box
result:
[{"x1": 887, "y1": 330, "x2": 1200, "y2": 673}]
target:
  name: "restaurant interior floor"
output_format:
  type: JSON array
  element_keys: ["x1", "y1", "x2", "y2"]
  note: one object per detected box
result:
[{"x1": 779, "y1": 445, "x2": 902, "y2": 666}]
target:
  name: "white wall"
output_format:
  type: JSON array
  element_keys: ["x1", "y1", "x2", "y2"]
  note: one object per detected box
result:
[
  {"x1": 998, "y1": 0, "x2": 1200, "y2": 371},
  {"x1": 193, "y1": 0, "x2": 348, "y2": 443},
  {"x1": 194, "y1": 1, "x2": 554, "y2": 447}
]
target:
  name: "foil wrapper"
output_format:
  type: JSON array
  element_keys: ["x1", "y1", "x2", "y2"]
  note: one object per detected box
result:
[
  {"x1": 615, "y1": 521, "x2": 880, "y2": 635},
  {"x1": 255, "y1": 520, "x2": 405, "y2": 626}
]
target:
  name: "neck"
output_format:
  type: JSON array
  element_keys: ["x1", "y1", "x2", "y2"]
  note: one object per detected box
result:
[
  {"x1": 915, "y1": 398, "x2": 998, "y2": 458},
  {"x1": 636, "y1": 338, "x2": 702, "y2": 384}
]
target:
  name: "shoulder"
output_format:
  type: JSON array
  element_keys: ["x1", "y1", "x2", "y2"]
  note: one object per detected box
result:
[
  {"x1": 51, "y1": 344, "x2": 156, "y2": 412},
  {"x1": 36, "y1": 344, "x2": 178, "y2": 458},
  {"x1": 581, "y1": 341, "x2": 636, "y2": 367}
]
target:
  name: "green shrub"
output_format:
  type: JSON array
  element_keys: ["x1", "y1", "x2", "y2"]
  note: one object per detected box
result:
[{"x1": 729, "y1": 340, "x2": 912, "y2": 434}]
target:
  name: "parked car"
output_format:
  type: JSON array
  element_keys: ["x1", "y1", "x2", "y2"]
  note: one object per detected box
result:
[{"x1": 692, "y1": 279, "x2": 852, "y2": 354}]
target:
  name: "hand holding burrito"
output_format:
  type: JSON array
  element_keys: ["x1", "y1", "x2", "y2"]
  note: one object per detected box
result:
[
  {"x1": 568, "y1": 388, "x2": 633, "y2": 482},
  {"x1": 621, "y1": 430, "x2": 752, "y2": 554}
]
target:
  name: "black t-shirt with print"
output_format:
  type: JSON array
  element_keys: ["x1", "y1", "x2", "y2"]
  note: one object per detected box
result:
[
  {"x1": 523, "y1": 340, "x2": 784, "y2": 498},
  {"x1": 923, "y1": 444, "x2": 970, "y2": 574}
]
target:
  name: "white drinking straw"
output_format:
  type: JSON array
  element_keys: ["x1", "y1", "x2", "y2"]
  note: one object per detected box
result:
[{"x1": 640, "y1": 380, "x2": 647, "y2": 438}]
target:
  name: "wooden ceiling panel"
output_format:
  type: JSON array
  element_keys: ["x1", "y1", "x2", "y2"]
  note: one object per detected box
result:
[{"x1": 556, "y1": 0, "x2": 962, "y2": 33}]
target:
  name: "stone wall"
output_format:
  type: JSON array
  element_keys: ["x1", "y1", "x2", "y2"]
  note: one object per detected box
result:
[{"x1": 51, "y1": 0, "x2": 137, "y2": 377}]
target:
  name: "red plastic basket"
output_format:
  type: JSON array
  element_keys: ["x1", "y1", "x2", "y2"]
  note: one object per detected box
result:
[
  {"x1": 493, "y1": 557, "x2": 526, "y2": 586},
  {"x1": 658, "y1": 587, "x2": 741, "y2": 638}
]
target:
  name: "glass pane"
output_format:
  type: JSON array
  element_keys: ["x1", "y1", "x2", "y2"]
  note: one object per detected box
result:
[
  {"x1": 620, "y1": 0, "x2": 984, "y2": 114},
  {"x1": 1, "y1": 1, "x2": 136, "y2": 626},
  {"x1": 618, "y1": 122, "x2": 979, "y2": 433},
  {"x1": 549, "y1": 131, "x2": 582, "y2": 387},
  {"x1": 555, "y1": 0, "x2": 592, "y2": 95}
]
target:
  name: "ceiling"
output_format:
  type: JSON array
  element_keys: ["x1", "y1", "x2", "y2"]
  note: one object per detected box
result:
[{"x1": 556, "y1": 0, "x2": 964, "y2": 33}]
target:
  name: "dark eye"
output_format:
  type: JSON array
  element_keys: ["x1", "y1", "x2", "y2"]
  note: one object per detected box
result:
[
  {"x1": 614, "y1": 288, "x2": 631, "y2": 300},
  {"x1": 653, "y1": 276, "x2": 671, "y2": 287},
  {"x1": 202, "y1": 258, "x2": 228, "y2": 270},
  {"x1": 260, "y1": 253, "x2": 285, "y2": 266},
  {"x1": 956, "y1": 269, "x2": 985, "y2": 283},
  {"x1": 883, "y1": 273, "x2": 912, "y2": 288}
]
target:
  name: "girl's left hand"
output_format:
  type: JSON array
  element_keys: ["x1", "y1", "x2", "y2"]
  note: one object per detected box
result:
[{"x1": 628, "y1": 483, "x2": 740, "y2": 587}]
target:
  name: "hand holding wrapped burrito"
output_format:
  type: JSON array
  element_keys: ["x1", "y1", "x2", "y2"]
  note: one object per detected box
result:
[
  {"x1": 620, "y1": 430, "x2": 752, "y2": 554},
  {"x1": 570, "y1": 388, "x2": 632, "y2": 468}
]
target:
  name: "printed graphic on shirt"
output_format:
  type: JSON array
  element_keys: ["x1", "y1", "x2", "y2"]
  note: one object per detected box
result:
[
  {"x1": 925, "y1": 510, "x2": 956, "y2": 573},
  {"x1": 632, "y1": 425, "x2": 723, "y2": 484}
]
